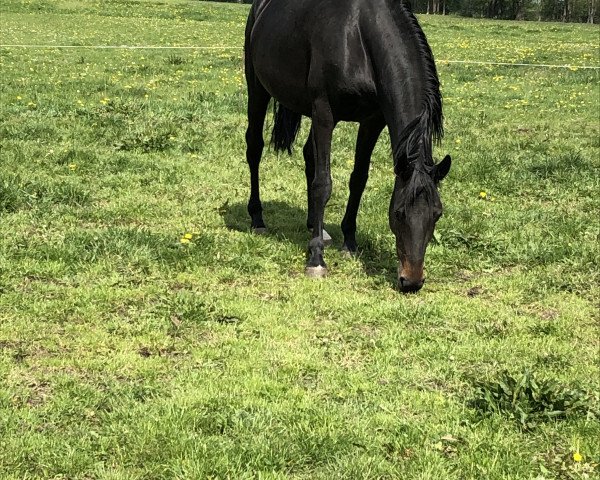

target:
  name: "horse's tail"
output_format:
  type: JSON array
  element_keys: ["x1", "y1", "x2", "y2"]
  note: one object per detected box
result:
[{"x1": 271, "y1": 101, "x2": 302, "y2": 154}]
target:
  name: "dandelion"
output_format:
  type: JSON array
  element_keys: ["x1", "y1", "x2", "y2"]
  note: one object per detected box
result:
[
  {"x1": 180, "y1": 231, "x2": 196, "y2": 245},
  {"x1": 16, "y1": 95, "x2": 22, "y2": 100},
  {"x1": 100, "y1": 97, "x2": 110, "y2": 105},
  {"x1": 69, "y1": 163, "x2": 77, "y2": 171},
  {"x1": 479, "y1": 191, "x2": 487, "y2": 200},
  {"x1": 573, "y1": 451, "x2": 583, "y2": 462}
]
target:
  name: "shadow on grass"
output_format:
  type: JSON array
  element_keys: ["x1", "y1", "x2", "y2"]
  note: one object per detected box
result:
[{"x1": 221, "y1": 200, "x2": 398, "y2": 288}]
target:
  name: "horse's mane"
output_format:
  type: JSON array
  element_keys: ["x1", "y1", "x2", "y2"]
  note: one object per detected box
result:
[{"x1": 393, "y1": 2, "x2": 444, "y2": 213}]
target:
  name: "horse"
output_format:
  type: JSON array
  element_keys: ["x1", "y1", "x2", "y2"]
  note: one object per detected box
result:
[{"x1": 244, "y1": 0, "x2": 452, "y2": 293}]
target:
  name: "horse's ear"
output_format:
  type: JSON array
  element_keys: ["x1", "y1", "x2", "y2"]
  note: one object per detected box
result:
[{"x1": 434, "y1": 155, "x2": 451, "y2": 182}]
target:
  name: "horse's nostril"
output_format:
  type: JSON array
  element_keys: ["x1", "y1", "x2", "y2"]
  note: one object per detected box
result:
[{"x1": 399, "y1": 276, "x2": 425, "y2": 293}]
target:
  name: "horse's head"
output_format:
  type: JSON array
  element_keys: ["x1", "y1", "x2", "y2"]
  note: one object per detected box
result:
[{"x1": 389, "y1": 154, "x2": 451, "y2": 293}]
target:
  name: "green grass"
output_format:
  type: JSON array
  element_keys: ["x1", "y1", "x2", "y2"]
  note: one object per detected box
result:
[{"x1": 1, "y1": 1, "x2": 599, "y2": 478}]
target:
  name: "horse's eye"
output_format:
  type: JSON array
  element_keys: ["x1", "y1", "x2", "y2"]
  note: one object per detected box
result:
[{"x1": 394, "y1": 209, "x2": 406, "y2": 221}]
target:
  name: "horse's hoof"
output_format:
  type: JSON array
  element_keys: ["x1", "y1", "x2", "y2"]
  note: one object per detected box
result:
[
  {"x1": 305, "y1": 265, "x2": 327, "y2": 278},
  {"x1": 341, "y1": 245, "x2": 357, "y2": 257},
  {"x1": 252, "y1": 227, "x2": 268, "y2": 235}
]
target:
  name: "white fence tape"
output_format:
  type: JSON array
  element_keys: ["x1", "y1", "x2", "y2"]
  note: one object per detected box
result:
[{"x1": 1, "y1": 44, "x2": 598, "y2": 69}]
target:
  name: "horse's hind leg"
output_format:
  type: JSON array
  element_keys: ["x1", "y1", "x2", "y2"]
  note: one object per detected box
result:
[
  {"x1": 341, "y1": 115, "x2": 385, "y2": 254},
  {"x1": 245, "y1": 76, "x2": 271, "y2": 232}
]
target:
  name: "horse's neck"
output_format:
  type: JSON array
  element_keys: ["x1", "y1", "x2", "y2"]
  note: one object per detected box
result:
[{"x1": 364, "y1": 7, "x2": 439, "y2": 158}]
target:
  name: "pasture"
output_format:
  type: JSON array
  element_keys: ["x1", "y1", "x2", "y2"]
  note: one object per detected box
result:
[{"x1": 0, "y1": 0, "x2": 599, "y2": 478}]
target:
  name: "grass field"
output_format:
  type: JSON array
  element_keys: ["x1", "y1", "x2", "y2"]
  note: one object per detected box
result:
[{"x1": 1, "y1": 1, "x2": 599, "y2": 478}]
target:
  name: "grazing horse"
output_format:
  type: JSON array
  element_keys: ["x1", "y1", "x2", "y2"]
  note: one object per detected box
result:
[{"x1": 244, "y1": 0, "x2": 452, "y2": 293}]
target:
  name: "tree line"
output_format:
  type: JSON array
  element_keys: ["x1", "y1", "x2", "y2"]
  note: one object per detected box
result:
[
  {"x1": 415, "y1": 0, "x2": 597, "y2": 22},
  {"x1": 217, "y1": 0, "x2": 598, "y2": 23}
]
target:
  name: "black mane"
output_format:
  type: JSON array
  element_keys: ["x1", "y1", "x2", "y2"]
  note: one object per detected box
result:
[{"x1": 393, "y1": 3, "x2": 444, "y2": 212}]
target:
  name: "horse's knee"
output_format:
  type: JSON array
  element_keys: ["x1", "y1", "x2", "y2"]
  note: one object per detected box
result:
[
  {"x1": 312, "y1": 178, "x2": 332, "y2": 200},
  {"x1": 246, "y1": 139, "x2": 264, "y2": 160}
]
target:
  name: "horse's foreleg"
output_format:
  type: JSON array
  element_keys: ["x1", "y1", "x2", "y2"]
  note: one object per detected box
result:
[
  {"x1": 341, "y1": 115, "x2": 385, "y2": 254},
  {"x1": 306, "y1": 98, "x2": 334, "y2": 278},
  {"x1": 245, "y1": 78, "x2": 271, "y2": 232},
  {"x1": 302, "y1": 131, "x2": 315, "y2": 231},
  {"x1": 303, "y1": 130, "x2": 332, "y2": 245}
]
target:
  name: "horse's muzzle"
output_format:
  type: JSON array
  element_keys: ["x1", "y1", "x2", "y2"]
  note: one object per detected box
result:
[
  {"x1": 398, "y1": 261, "x2": 425, "y2": 293},
  {"x1": 399, "y1": 276, "x2": 425, "y2": 293}
]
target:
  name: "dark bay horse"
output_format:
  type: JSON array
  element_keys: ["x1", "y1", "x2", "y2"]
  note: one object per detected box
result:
[{"x1": 244, "y1": 0, "x2": 452, "y2": 293}]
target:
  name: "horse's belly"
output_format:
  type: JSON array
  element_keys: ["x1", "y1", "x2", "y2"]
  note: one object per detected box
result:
[{"x1": 332, "y1": 93, "x2": 379, "y2": 122}]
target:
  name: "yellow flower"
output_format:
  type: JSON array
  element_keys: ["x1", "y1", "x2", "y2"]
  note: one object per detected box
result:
[
  {"x1": 69, "y1": 164, "x2": 77, "y2": 171},
  {"x1": 573, "y1": 451, "x2": 583, "y2": 462},
  {"x1": 183, "y1": 233, "x2": 193, "y2": 240},
  {"x1": 16, "y1": 95, "x2": 22, "y2": 100},
  {"x1": 180, "y1": 238, "x2": 190, "y2": 244},
  {"x1": 479, "y1": 191, "x2": 487, "y2": 199}
]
